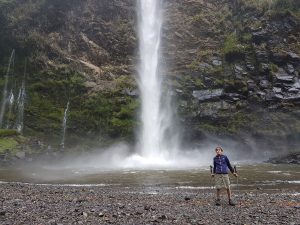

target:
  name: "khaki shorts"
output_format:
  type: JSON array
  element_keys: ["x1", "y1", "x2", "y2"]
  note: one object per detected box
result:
[{"x1": 214, "y1": 174, "x2": 231, "y2": 189}]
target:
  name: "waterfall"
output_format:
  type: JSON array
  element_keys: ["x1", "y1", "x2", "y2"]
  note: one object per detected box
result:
[
  {"x1": 0, "y1": 50, "x2": 15, "y2": 128},
  {"x1": 137, "y1": 0, "x2": 178, "y2": 160},
  {"x1": 60, "y1": 101, "x2": 70, "y2": 150},
  {"x1": 15, "y1": 67, "x2": 26, "y2": 134},
  {"x1": 5, "y1": 90, "x2": 14, "y2": 129}
]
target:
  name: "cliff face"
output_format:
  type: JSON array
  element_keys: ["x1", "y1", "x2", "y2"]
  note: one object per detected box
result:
[{"x1": 0, "y1": 0, "x2": 299, "y2": 152}]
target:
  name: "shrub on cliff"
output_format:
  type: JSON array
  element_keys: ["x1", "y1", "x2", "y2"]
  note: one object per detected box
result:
[{"x1": 223, "y1": 33, "x2": 245, "y2": 62}]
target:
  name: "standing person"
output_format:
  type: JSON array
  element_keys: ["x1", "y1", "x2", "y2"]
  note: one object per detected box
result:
[{"x1": 211, "y1": 146, "x2": 238, "y2": 206}]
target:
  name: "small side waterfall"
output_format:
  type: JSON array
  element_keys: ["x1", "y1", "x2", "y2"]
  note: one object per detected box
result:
[
  {"x1": 0, "y1": 50, "x2": 15, "y2": 128},
  {"x1": 5, "y1": 90, "x2": 14, "y2": 129},
  {"x1": 60, "y1": 101, "x2": 70, "y2": 150},
  {"x1": 15, "y1": 66, "x2": 26, "y2": 134}
]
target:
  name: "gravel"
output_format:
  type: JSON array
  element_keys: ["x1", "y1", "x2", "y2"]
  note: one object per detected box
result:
[{"x1": 0, "y1": 183, "x2": 299, "y2": 224}]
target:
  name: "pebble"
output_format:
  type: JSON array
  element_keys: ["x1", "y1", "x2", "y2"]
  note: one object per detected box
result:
[{"x1": 0, "y1": 183, "x2": 299, "y2": 224}]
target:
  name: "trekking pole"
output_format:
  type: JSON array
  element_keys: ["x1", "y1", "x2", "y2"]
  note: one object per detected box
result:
[
  {"x1": 210, "y1": 165, "x2": 215, "y2": 199},
  {"x1": 234, "y1": 165, "x2": 241, "y2": 224},
  {"x1": 234, "y1": 165, "x2": 239, "y2": 197}
]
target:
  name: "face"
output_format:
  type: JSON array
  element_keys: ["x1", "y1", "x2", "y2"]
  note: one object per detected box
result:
[{"x1": 215, "y1": 147, "x2": 223, "y2": 155}]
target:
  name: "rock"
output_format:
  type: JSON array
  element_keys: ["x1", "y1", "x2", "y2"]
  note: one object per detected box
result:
[
  {"x1": 288, "y1": 88, "x2": 299, "y2": 93},
  {"x1": 122, "y1": 88, "x2": 139, "y2": 97},
  {"x1": 15, "y1": 151, "x2": 25, "y2": 159},
  {"x1": 259, "y1": 80, "x2": 270, "y2": 89},
  {"x1": 271, "y1": 52, "x2": 287, "y2": 65},
  {"x1": 287, "y1": 64, "x2": 295, "y2": 74},
  {"x1": 260, "y1": 63, "x2": 270, "y2": 74},
  {"x1": 0, "y1": 210, "x2": 6, "y2": 216},
  {"x1": 192, "y1": 89, "x2": 224, "y2": 102},
  {"x1": 247, "y1": 80, "x2": 257, "y2": 91},
  {"x1": 144, "y1": 205, "x2": 151, "y2": 210},
  {"x1": 83, "y1": 212, "x2": 88, "y2": 217},
  {"x1": 252, "y1": 30, "x2": 269, "y2": 44},
  {"x1": 234, "y1": 65, "x2": 246, "y2": 75},
  {"x1": 158, "y1": 214, "x2": 167, "y2": 220},
  {"x1": 287, "y1": 52, "x2": 300, "y2": 62},
  {"x1": 275, "y1": 69, "x2": 294, "y2": 83},
  {"x1": 199, "y1": 63, "x2": 212, "y2": 71},
  {"x1": 212, "y1": 59, "x2": 222, "y2": 66},
  {"x1": 255, "y1": 50, "x2": 269, "y2": 62},
  {"x1": 224, "y1": 93, "x2": 242, "y2": 102},
  {"x1": 273, "y1": 87, "x2": 282, "y2": 94},
  {"x1": 184, "y1": 196, "x2": 191, "y2": 201}
]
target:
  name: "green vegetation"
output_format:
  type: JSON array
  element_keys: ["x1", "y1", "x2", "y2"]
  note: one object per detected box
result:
[
  {"x1": 0, "y1": 0, "x2": 14, "y2": 7},
  {"x1": 222, "y1": 33, "x2": 245, "y2": 62},
  {"x1": 0, "y1": 138, "x2": 18, "y2": 154},
  {"x1": 0, "y1": 129, "x2": 18, "y2": 137}
]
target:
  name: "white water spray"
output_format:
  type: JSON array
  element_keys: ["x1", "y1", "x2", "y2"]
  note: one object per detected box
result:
[
  {"x1": 136, "y1": 0, "x2": 178, "y2": 161},
  {"x1": 0, "y1": 50, "x2": 15, "y2": 128},
  {"x1": 60, "y1": 101, "x2": 70, "y2": 150},
  {"x1": 15, "y1": 68, "x2": 26, "y2": 134}
]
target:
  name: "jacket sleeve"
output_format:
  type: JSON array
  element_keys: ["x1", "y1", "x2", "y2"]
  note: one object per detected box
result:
[
  {"x1": 225, "y1": 156, "x2": 234, "y2": 173},
  {"x1": 213, "y1": 158, "x2": 216, "y2": 174}
]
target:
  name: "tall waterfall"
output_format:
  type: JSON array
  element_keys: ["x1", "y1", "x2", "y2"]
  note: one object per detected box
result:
[
  {"x1": 0, "y1": 50, "x2": 15, "y2": 128},
  {"x1": 137, "y1": 0, "x2": 178, "y2": 160}
]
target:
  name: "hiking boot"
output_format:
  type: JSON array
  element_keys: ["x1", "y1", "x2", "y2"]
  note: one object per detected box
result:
[
  {"x1": 229, "y1": 199, "x2": 236, "y2": 206},
  {"x1": 215, "y1": 199, "x2": 221, "y2": 206}
]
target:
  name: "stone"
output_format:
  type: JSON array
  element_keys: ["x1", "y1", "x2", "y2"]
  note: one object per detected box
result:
[
  {"x1": 273, "y1": 87, "x2": 282, "y2": 94},
  {"x1": 259, "y1": 80, "x2": 270, "y2": 89},
  {"x1": 288, "y1": 88, "x2": 299, "y2": 93},
  {"x1": 252, "y1": 30, "x2": 269, "y2": 44},
  {"x1": 15, "y1": 151, "x2": 25, "y2": 159},
  {"x1": 275, "y1": 69, "x2": 294, "y2": 82},
  {"x1": 122, "y1": 88, "x2": 139, "y2": 97},
  {"x1": 287, "y1": 52, "x2": 300, "y2": 62},
  {"x1": 287, "y1": 64, "x2": 295, "y2": 74},
  {"x1": 199, "y1": 63, "x2": 212, "y2": 71},
  {"x1": 192, "y1": 89, "x2": 224, "y2": 102},
  {"x1": 184, "y1": 196, "x2": 191, "y2": 201},
  {"x1": 271, "y1": 52, "x2": 287, "y2": 65},
  {"x1": 212, "y1": 59, "x2": 222, "y2": 66}
]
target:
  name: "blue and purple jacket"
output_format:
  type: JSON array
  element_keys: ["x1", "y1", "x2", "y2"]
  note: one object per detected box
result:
[{"x1": 213, "y1": 155, "x2": 234, "y2": 174}]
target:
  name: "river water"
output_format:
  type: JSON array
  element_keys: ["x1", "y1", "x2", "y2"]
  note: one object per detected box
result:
[{"x1": 0, "y1": 163, "x2": 299, "y2": 191}]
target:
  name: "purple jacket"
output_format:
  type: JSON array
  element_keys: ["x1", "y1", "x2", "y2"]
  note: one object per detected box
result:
[{"x1": 213, "y1": 155, "x2": 234, "y2": 174}]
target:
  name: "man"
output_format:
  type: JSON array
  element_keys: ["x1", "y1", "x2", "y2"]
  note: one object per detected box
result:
[{"x1": 212, "y1": 146, "x2": 238, "y2": 206}]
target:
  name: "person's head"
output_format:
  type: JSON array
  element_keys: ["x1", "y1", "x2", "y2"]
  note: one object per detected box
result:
[{"x1": 215, "y1": 146, "x2": 223, "y2": 156}]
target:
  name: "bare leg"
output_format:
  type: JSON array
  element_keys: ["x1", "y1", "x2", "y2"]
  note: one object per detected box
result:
[
  {"x1": 226, "y1": 188, "x2": 232, "y2": 200},
  {"x1": 216, "y1": 188, "x2": 221, "y2": 199}
]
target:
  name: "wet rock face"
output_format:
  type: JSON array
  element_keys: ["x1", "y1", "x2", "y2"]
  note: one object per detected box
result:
[{"x1": 0, "y1": 0, "x2": 300, "y2": 148}]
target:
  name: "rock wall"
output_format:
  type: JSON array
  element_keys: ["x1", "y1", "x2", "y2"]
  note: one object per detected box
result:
[{"x1": 0, "y1": 0, "x2": 299, "y2": 153}]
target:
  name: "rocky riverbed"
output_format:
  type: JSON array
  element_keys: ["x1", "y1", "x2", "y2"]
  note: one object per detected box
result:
[{"x1": 0, "y1": 183, "x2": 299, "y2": 225}]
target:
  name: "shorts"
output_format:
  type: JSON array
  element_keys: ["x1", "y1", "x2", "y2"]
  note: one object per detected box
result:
[{"x1": 214, "y1": 174, "x2": 231, "y2": 189}]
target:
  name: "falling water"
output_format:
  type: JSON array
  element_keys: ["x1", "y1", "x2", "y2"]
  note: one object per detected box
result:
[
  {"x1": 15, "y1": 65, "x2": 26, "y2": 134},
  {"x1": 60, "y1": 101, "x2": 70, "y2": 150},
  {"x1": 5, "y1": 90, "x2": 14, "y2": 129},
  {"x1": 137, "y1": 0, "x2": 178, "y2": 160},
  {"x1": 0, "y1": 50, "x2": 15, "y2": 128}
]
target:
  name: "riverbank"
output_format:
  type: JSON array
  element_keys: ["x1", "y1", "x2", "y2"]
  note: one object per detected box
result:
[{"x1": 0, "y1": 183, "x2": 299, "y2": 225}]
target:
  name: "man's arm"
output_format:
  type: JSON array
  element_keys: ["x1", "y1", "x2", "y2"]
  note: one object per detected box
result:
[
  {"x1": 213, "y1": 158, "x2": 216, "y2": 174},
  {"x1": 225, "y1": 156, "x2": 234, "y2": 173}
]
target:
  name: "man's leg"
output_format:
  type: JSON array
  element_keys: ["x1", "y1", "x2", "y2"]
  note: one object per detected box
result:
[
  {"x1": 226, "y1": 188, "x2": 232, "y2": 199},
  {"x1": 227, "y1": 188, "x2": 235, "y2": 206},
  {"x1": 215, "y1": 188, "x2": 221, "y2": 205}
]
